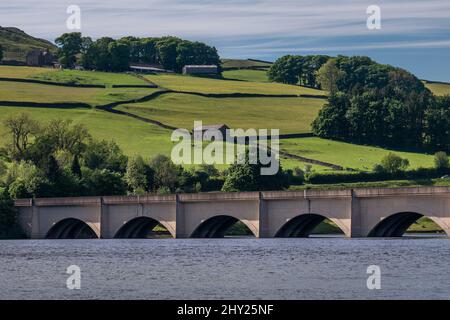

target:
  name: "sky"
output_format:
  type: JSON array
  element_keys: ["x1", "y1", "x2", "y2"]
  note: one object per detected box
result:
[{"x1": 1, "y1": 0, "x2": 450, "y2": 82}]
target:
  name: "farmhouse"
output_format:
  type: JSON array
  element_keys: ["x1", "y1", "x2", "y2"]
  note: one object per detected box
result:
[
  {"x1": 194, "y1": 124, "x2": 230, "y2": 141},
  {"x1": 26, "y1": 50, "x2": 54, "y2": 67},
  {"x1": 183, "y1": 65, "x2": 218, "y2": 75}
]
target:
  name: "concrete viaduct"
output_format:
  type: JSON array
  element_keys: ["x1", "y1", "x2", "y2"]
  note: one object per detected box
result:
[{"x1": 14, "y1": 186, "x2": 450, "y2": 239}]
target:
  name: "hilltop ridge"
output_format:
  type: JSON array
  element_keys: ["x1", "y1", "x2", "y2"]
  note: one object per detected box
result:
[{"x1": 0, "y1": 26, "x2": 57, "y2": 62}]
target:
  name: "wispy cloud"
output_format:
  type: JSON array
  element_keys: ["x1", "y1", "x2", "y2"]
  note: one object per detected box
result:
[{"x1": 3, "y1": 0, "x2": 450, "y2": 39}]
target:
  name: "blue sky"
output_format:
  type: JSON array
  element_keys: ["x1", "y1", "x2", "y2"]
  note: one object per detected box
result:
[{"x1": 2, "y1": 0, "x2": 450, "y2": 81}]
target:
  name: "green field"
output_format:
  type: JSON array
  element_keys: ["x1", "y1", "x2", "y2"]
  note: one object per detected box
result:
[
  {"x1": 221, "y1": 59, "x2": 272, "y2": 69},
  {"x1": 223, "y1": 69, "x2": 269, "y2": 82},
  {"x1": 280, "y1": 137, "x2": 435, "y2": 171},
  {"x1": 0, "y1": 65, "x2": 56, "y2": 79},
  {"x1": 0, "y1": 105, "x2": 174, "y2": 158},
  {"x1": 0, "y1": 81, "x2": 158, "y2": 106},
  {"x1": 30, "y1": 69, "x2": 149, "y2": 87},
  {"x1": 0, "y1": 66, "x2": 441, "y2": 175},
  {"x1": 144, "y1": 74, "x2": 324, "y2": 95},
  {"x1": 0, "y1": 66, "x2": 149, "y2": 87},
  {"x1": 117, "y1": 93, "x2": 324, "y2": 134},
  {"x1": 424, "y1": 81, "x2": 450, "y2": 96}
]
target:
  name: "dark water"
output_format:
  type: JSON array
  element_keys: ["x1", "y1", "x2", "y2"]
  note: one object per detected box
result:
[{"x1": 0, "y1": 237, "x2": 449, "y2": 300}]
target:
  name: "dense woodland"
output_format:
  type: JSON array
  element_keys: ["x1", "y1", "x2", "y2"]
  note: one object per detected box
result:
[
  {"x1": 269, "y1": 55, "x2": 450, "y2": 152},
  {"x1": 55, "y1": 32, "x2": 221, "y2": 73}
]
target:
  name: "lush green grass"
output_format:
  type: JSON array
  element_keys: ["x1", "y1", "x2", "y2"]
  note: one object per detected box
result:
[
  {"x1": 221, "y1": 59, "x2": 272, "y2": 69},
  {"x1": 280, "y1": 137, "x2": 435, "y2": 171},
  {"x1": 0, "y1": 66, "x2": 149, "y2": 87},
  {"x1": 30, "y1": 69, "x2": 149, "y2": 87},
  {"x1": 0, "y1": 65, "x2": 56, "y2": 79},
  {"x1": 312, "y1": 220, "x2": 344, "y2": 234},
  {"x1": 0, "y1": 106, "x2": 174, "y2": 158},
  {"x1": 0, "y1": 81, "x2": 158, "y2": 106},
  {"x1": 143, "y1": 74, "x2": 325, "y2": 95},
  {"x1": 117, "y1": 93, "x2": 324, "y2": 134},
  {"x1": 407, "y1": 217, "x2": 445, "y2": 233},
  {"x1": 222, "y1": 69, "x2": 269, "y2": 82},
  {"x1": 0, "y1": 66, "x2": 437, "y2": 175},
  {"x1": 424, "y1": 81, "x2": 450, "y2": 96}
]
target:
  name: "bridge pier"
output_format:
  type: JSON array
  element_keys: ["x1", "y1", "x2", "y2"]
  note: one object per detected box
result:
[{"x1": 14, "y1": 187, "x2": 450, "y2": 239}]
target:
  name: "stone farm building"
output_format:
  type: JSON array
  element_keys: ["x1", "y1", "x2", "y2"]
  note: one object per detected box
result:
[
  {"x1": 183, "y1": 65, "x2": 218, "y2": 75},
  {"x1": 194, "y1": 124, "x2": 230, "y2": 141},
  {"x1": 26, "y1": 50, "x2": 54, "y2": 67}
]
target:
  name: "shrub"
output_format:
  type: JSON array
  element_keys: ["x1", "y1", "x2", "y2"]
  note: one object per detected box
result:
[
  {"x1": 380, "y1": 153, "x2": 410, "y2": 173},
  {"x1": 434, "y1": 152, "x2": 449, "y2": 170}
]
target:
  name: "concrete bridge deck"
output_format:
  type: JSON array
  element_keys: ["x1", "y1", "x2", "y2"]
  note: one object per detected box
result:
[{"x1": 14, "y1": 186, "x2": 450, "y2": 239}]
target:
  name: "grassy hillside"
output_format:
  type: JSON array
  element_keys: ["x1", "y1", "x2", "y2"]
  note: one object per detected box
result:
[
  {"x1": 117, "y1": 93, "x2": 323, "y2": 134},
  {"x1": 0, "y1": 105, "x2": 173, "y2": 158},
  {"x1": 0, "y1": 27, "x2": 56, "y2": 62},
  {"x1": 222, "y1": 69, "x2": 269, "y2": 82},
  {"x1": 0, "y1": 81, "x2": 157, "y2": 106},
  {"x1": 0, "y1": 66, "x2": 149, "y2": 87},
  {"x1": 0, "y1": 65, "x2": 55, "y2": 79},
  {"x1": 144, "y1": 74, "x2": 324, "y2": 95},
  {"x1": 221, "y1": 59, "x2": 272, "y2": 70},
  {"x1": 0, "y1": 65, "x2": 441, "y2": 176},
  {"x1": 280, "y1": 137, "x2": 435, "y2": 171},
  {"x1": 424, "y1": 80, "x2": 450, "y2": 96},
  {"x1": 29, "y1": 69, "x2": 149, "y2": 87}
]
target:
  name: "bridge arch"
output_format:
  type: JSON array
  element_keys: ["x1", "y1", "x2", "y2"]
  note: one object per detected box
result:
[
  {"x1": 274, "y1": 213, "x2": 346, "y2": 238},
  {"x1": 114, "y1": 217, "x2": 174, "y2": 238},
  {"x1": 191, "y1": 215, "x2": 256, "y2": 238},
  {"x1": 368, "y1": 212, "x2": 449, "y2": 237},
  {"x1": 46, "y1": 218, "x2": 99, "y2": 239}
]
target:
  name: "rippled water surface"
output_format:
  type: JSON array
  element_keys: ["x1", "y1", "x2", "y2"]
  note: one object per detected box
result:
[{"x1": 0, "y1": 237, "x2": 449, "y2": 300}]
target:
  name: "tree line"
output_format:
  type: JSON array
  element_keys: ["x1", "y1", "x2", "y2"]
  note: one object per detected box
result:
[
  {"x1": 55, "y1": 32, "x2": 221, "y2": 73},
  {"x1": 269, "y1": 54, "x2": 450, "y2": 152},
  {"x1": 0, "y1": 114, "x2": 293, "y2": 197},
  {"x1": 268, "y1": 55, "x2": 330, "y2": 88},
  {"x1": 0, "y1": 44, "x2": 3, "y2": 61}
]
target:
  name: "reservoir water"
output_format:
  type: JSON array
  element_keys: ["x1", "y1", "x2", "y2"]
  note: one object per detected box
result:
[{"x1": 0, "y1": 237, "x2": 449, "y2": 300}]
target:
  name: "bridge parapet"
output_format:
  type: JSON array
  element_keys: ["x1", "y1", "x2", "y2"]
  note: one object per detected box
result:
[
  {"x1": 261, "y1": 189, "x2": 352, "y2": 200},
  {"x1": 16, "y1": 197, "x2": 102, "y2": 207},
  {"x1": 103, "y1": 194, "x2": 176, "y2": 204},
  {"x1": 178, "y1": 192, "x2": 260, "y2": 202},
  {"x1": 14, "y1": 199, "x2": 32, "y2": 207},
  {"x1": 353, "y1": 186, "x2": 450, "y2": 198}
]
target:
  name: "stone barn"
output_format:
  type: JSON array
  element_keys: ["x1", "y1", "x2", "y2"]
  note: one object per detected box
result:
[
  {"x1": 183, "y1": 65, "x2": 218, "y2": 75},
  {"x1": 194, "y1": 124, "x2": 230, "y2": 142}
]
